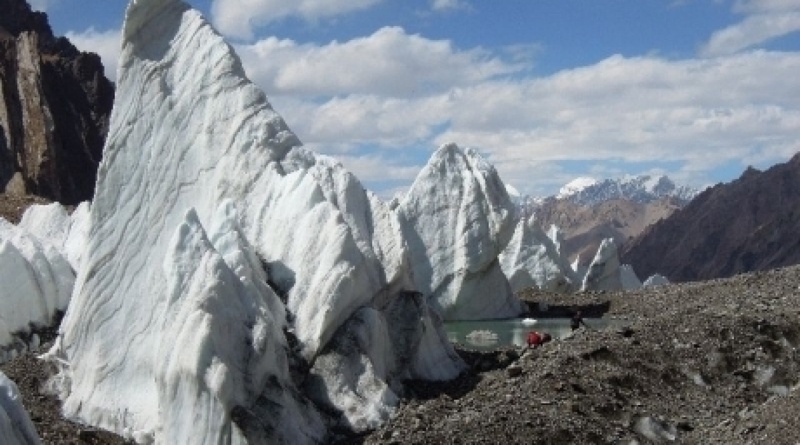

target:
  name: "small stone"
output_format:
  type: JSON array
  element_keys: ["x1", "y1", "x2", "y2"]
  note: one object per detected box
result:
[{"x1": 506, "y1": 365, "x2": 523, "y2": 378}]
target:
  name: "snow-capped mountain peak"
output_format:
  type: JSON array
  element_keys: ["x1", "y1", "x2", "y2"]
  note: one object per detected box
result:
[
  {"x1": 560, "y1": 174, "x2": 697, "y2": 206},
  {"x1": 557, "y1": 177, "x2": 598, "y2": 199}
]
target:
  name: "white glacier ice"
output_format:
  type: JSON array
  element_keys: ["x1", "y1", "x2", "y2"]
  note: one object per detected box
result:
[
  {"x1": 620, "y1": 264, "x2": 643, "y2": 290},
  {"x1": 0, "y1": 217, "x2": 74, "y2": 361},
  {"x1": 643, "y1": 273, "x2": 670, "y2": 287},
  {"x1": 0, "y1": 371, "x2": 41, "y2": 445},
  {"x1": 581, "y1": 238, "x2": 623, "y2": 292},
  {"x1": 500, "y1": 216, "x2": 577, "y2": 293},
  {"x1": 18, "y1": 202, "x2": 91, "y2": 272},
  {"x1": 17, "y1": 203, "x2": 71, "y2": 250},
  {"x1": 45, "y1": 0, "x2": 466, "y2": 443},
  {"x1": 398, "y1": 143, "x2": 524, "y2": 320}
]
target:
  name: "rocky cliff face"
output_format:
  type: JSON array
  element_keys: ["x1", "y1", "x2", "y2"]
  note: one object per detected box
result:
[
  {"x1": 530, "y1": 196, "x2": 684, "y2": 266},
  {"x1": 621, "y1": 153, "x2": 800, "y2": 282},
  {"x1": 0, "y1": 0, "x2": 113, "y2": 204}
]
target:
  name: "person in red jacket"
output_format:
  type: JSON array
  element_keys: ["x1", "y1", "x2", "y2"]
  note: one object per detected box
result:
[{"x1": 526, "y1": 331, "x2": 552, "y2": 348}]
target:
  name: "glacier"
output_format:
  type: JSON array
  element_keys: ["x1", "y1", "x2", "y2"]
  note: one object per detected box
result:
[
  {"x1": 500, "y1": 216, "x2": 577, "y2": 293},
  {"x1": 45, "y1": 0, "x2": 468, "y2": 443},
  {"x1": 0, "y1": 216, "x2": 74, "y2": 363},
  {"x1": 0, "y1": 371, "x2": 41, "y2": 445},
  {"x1": 581, "y1": 238, "x2": 623, "y2": 292},
  {"x1": 0, "y1": 202, "x2": 90, "y2": 363},
  {"x1": 580, "y1": 238, "x2": 643, "y2": 292},
  {"x1": 398, "y1": 143, "x2": 524, "y2": 320},
  {"x1": 17, "y1": 202, "x2": 90, "y2": 272}
]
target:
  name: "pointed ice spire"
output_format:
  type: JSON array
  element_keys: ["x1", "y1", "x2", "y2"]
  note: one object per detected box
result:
[
  {"x1": 48, "y1": 1, "x2": 464, "y2": 443},
  {"x1": 500, "y1": 216, "x2": 577, "y2": 293},
  {"x1": 581, "y1": 238, "x2": 623, "y2": 292},
  {"x1": 399, "y1": 143, "x2": 523, "y2": 320}
]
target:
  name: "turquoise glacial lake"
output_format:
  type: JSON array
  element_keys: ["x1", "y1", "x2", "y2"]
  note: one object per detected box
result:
[{"x1": 445, "y1": 317, "x2": 624, "y2": 351}]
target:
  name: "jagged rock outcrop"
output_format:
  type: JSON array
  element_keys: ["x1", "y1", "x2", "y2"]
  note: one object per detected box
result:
[
  {"x1": 531, "y1": 196, "x2": 686, "y2": 268},
  {"x1": 0, "y1": 0, "x2": 113, "y2": 204},
  {"x1": 621, "y1": 153, "x2": 800, "y2": 282}
]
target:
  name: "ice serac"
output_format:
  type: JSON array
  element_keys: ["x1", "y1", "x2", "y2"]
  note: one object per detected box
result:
[
  {"x1": 0, "y1": 217, "x2": 74, "y2": 361},
  {"x1": 0, "y1": 371, "x2": 41, "y2": 445},
  {"x1": 399, "y1": 143, "x2": 523, "y2": 320},
  {"x1": 500, "y1": 216, "x2": 576, "y2": 293},
  {"x1": 154, "y1": 206, "x2": 325, "y2": 444},
  {"x1": 643, "y1": 274, "x2": 669, "y2": 287},
  {"x1": 581, "y1": 238, "x2": 623, "y2": 291},
  {"x1": 48, "y1": 0, "x2": 464, "y2": 443},
  {"x1": 620, "y1": 264, "x2": 642, "y2": 290},
  {"x1": 17, "y1": 202, "x2": 91, "y2": 271},
  {"x1": 305, "y1": 290, "x2": 462, "y2": 432}
]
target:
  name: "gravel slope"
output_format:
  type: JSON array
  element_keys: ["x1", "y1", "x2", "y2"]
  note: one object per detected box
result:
[
  {"x1": 3, "y1": 266, "x2": 799, "y2": 444},
  {"x1": 359, "y1": 266, "x2": 800, "y2": 444}
]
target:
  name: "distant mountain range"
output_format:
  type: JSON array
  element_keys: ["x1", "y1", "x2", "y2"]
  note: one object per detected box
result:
[
  {"x1": 513, "y1": 175, "x2": 699, "y2": 267},
  {"x1": 622, "y1": 153, "x2": 800, "y2": 282},
  {"x1": 553, "y1": 174, "x2": 699, "y2": 206}
]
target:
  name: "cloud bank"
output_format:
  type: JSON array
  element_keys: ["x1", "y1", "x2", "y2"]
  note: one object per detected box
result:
[{"x1": 63, "y1": 0, "x2": 800, "y2": 197}]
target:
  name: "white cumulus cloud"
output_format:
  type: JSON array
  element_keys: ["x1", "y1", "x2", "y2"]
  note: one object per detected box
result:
[
  {"x1": 700, "y1": 0, "x2": 800, "y2": 56},
  {"x1": 431, "y1": 0, "x2": 471, "y2": 11},
  {"x1": 65, "y1": 28, "x2": 122, "y2": 81},
  {"x1": 235, "y1": 26, "x2": 522, "y2": 97},
  {"x1": 236, "y1": 43, "x2": 800, "y2": 196},
  {"x1": 27, "y1": 0, "x2": 55, "y2": 12},
  {"x1": 210, "y1": 0, "x2": 384, "y2": 40}
]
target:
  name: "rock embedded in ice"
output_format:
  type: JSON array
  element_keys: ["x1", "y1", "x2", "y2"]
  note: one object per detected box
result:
[
  {"x1": 47, "y1": 0, "x2": 465, "y2": 443},
  {"x1": 581, "y1": 238, "x2": 623, "y2": 291},
  {"x1": 0, "y1": 371, "x2": 41, "y2": 445},
  {"x1": 398, "y1": 143, "x2": 523, "y2": 320},
  {"x1": 500, "y1": 216, "x2": 577, "y2": 293}
]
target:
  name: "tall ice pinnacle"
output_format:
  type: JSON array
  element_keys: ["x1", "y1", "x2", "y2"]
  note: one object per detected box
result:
[
  {"x1": 47, "y1": 0, "x2": 464, "y2": 443},
  {"x1": 399, "y1": 143, "x2": 524, "y2": 320}
]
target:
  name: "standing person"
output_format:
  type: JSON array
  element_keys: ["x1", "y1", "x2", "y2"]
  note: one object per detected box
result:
[{"x1": 570, "y1": 311, "x2": 588, "y2": 331}]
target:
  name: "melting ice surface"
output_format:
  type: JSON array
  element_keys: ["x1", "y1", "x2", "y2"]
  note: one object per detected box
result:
[{"x1": 446, "y1": 317, "x2": 626, "y2": 351}]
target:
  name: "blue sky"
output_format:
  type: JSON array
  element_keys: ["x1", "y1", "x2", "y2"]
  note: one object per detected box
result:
[{"x1": 30, "y1": 0, "x2": 800, "y2": 198}]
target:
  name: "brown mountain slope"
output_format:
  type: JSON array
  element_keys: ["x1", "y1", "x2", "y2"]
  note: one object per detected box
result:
[
  {"x1": 621, "y1": 152, "x2": 800, "y2": 282},
  {"x1": 0, "y1": 0, "x2": 113, "y2": 204},
  {"x1": 533, "y1": 197, "x2": 683, "y2": 266}
]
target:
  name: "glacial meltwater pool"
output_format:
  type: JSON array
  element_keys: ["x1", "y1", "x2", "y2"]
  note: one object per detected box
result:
[{"x1": 445, "y1": 317, "x2": 625, "y2": 351}]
